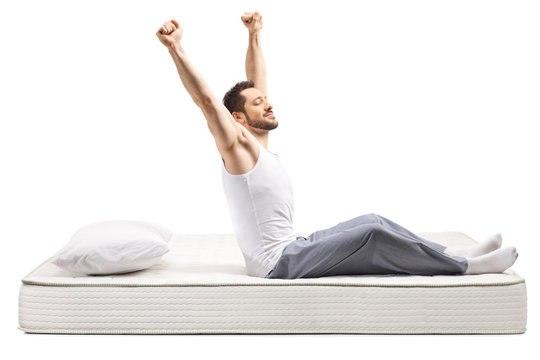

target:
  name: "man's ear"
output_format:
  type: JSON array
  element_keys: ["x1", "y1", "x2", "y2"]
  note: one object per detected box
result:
[{"x1": 232, "y1": 111, "x2": 245, "y2": 124}]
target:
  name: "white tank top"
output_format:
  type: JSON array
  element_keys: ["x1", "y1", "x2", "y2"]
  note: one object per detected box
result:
[{"x1": 221, "y1": 141, "x2": 296, "y2": 278}]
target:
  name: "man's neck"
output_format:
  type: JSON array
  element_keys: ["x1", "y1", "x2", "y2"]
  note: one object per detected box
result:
[{"x1": 249, "y1": 130, "x2": 269, "y2": 150}]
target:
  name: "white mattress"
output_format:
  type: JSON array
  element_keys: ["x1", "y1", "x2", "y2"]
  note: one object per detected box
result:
[{"x1": 19, "y1": 232, "x2": 527, "y2": 334}]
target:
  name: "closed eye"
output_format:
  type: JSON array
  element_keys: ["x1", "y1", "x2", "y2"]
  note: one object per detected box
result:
[{"x1": 252, "y1": 96, "x2": 267, "y2": 105}]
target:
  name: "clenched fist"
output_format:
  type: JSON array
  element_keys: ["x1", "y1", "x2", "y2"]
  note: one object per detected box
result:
[
  {"x1": 241, "y1": 11, "x2": 263, "y2": 33},
  {"x1": 156, "y1": 19, "x2": 183, "y2": 48}
]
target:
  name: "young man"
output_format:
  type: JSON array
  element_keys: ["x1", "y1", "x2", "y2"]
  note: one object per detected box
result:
[{"x1": 156, "y1": 12, "x2": 518, "y2": 279}]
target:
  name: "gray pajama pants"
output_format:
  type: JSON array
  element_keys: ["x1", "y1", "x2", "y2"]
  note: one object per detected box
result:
[{"x1": 265, "y1": 213, "x2": 468, "y2": 279}]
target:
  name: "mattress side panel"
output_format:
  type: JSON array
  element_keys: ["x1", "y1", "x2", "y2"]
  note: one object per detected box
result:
[{"x1": 18, "y1": 283, "x2": 527, "y2": 334}]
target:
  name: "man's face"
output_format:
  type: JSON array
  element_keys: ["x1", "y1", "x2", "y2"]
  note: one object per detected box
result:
[{"x1": 237, "y1": 87, "x2": 278, "y2": 131}]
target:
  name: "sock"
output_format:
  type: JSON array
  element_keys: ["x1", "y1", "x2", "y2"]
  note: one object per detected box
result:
[
  {"x1": 464, "y1": 246, "x2": 518, "y2": 275},
  {"x1": 445, "y1": 232, "x2": 503, "y2": 258}
]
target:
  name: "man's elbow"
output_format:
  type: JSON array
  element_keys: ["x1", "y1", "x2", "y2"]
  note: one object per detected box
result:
[{"x1": 194, "y1": 95, "x2": 216, "y2": 109}]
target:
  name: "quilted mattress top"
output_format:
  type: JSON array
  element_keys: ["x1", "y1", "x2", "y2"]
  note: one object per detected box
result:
[{"x1": 22, "y1": 232, "x2": 525, "y2": 287}]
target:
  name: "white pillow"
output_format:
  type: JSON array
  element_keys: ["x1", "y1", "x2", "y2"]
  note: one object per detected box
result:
[{"x1": 52, "y1": 220, "x2": 172, "y2": 275}]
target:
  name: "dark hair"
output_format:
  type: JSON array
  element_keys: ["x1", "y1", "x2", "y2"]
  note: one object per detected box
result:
[{"x1": 222, "y1": 80, "x2": 255, "y2": 114}]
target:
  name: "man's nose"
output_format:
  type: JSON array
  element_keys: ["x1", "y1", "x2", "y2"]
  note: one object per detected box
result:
[{"x1": 265, "y1": 102, "x2": 272, "y2": 110}]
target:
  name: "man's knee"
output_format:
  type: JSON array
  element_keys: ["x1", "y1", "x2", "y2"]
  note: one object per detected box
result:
[
  {"x1": 369, "y1": 213, "x2": 384, "y2": 221},
  {"x1": 366, "y1": 223, "x2": 386, "y2": 237}
]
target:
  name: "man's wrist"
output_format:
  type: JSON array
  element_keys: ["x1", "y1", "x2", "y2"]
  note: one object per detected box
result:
[
  {"x1": 167, "y1": 43, "x2": 184, "y2": 54},
  {"x1": 248, "y1": 31, "x2": 260, "y2": 44}
]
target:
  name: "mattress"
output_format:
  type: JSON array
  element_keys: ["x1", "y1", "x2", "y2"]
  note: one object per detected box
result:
[{"x1": 19, "y1": 232, "x2": 527, "y2": 334}]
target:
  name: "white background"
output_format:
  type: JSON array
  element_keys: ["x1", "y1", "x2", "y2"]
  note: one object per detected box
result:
[{"x1": 1, "y1": 0, "x2": 538, "y2": 359}]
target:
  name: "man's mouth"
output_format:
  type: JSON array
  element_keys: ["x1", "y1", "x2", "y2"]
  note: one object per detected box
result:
[{"x1": 264, "y1": 112, "x2": 274, "y2": 117}]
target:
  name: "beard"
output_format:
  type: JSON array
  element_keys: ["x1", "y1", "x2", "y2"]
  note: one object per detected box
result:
[{"x1": 245, "y1": 112, "x2": 278, "y2": 131}]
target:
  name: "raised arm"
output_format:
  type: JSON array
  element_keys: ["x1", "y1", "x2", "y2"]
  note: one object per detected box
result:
[
  {"x1": 156, "y1": 19, "x2": 240, "y2": 152},
  {"x1": 242, "y1": 12, "x2": 267, "y2": 96}
]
